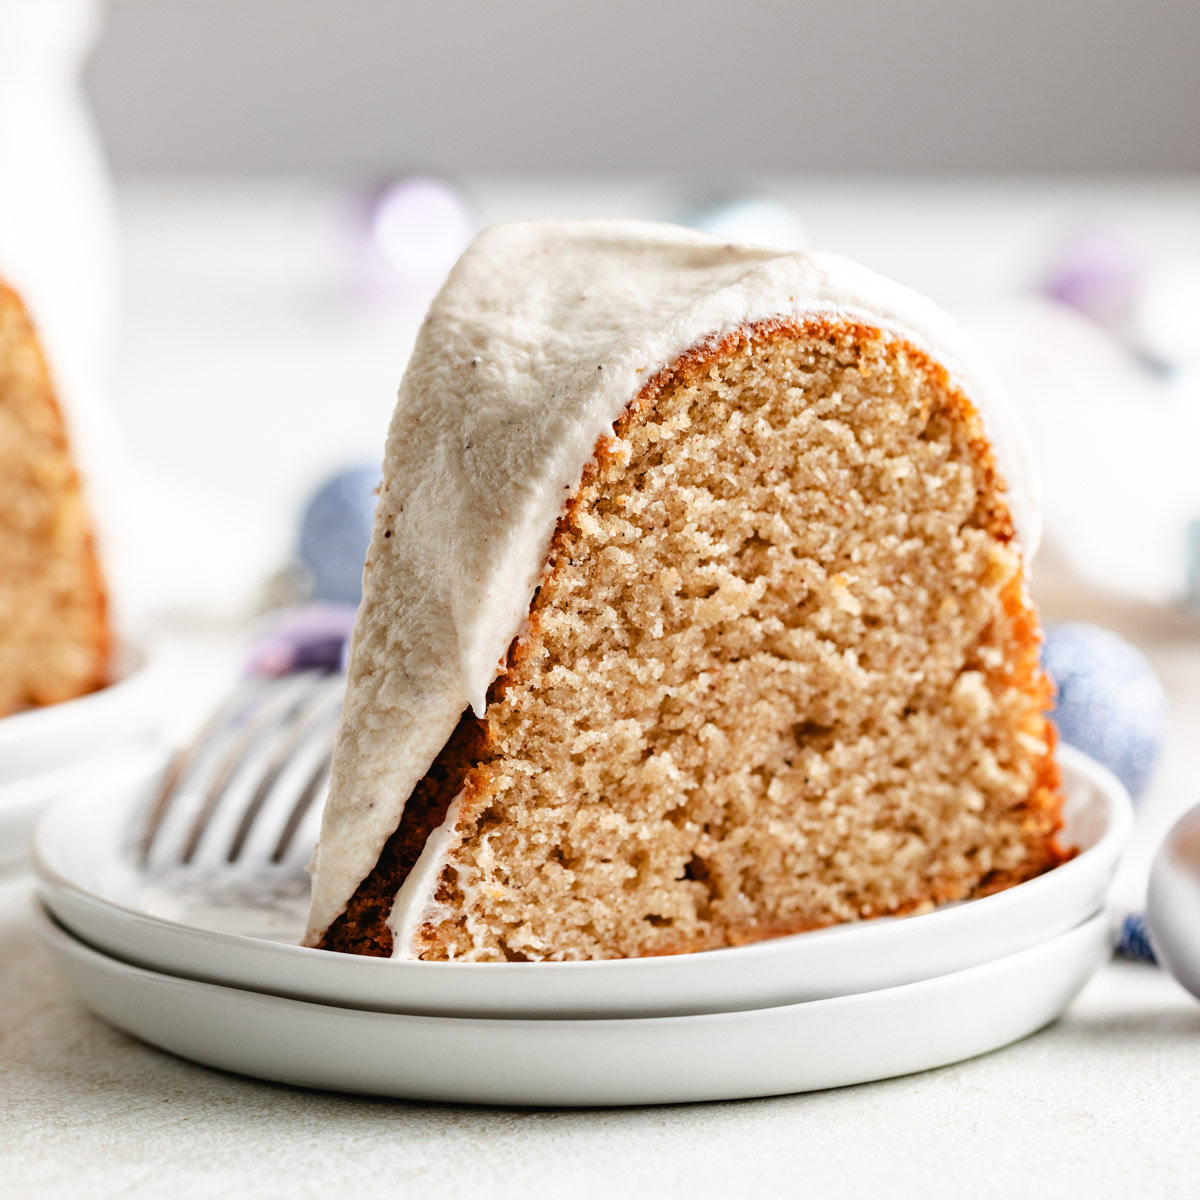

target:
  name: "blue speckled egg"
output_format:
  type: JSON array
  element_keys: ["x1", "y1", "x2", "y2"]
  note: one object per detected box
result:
[
  {"x1": 1042, "y1": 622, "x2": 1168, "y2": 801},
  {"x1": 1115, "y1": 911, "x2": 1157, "y2": 963},
  {"x1": 298, "y1": 467, "x2": 380, "y2": 605}
]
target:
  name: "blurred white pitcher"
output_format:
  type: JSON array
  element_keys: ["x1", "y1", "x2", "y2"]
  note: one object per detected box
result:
[
  {"x1": 0, "y1": 0, "x2": 138, "y2": 623},
  {"x1": 0, "y1": 0, "x2": 118, "y2": 386}
]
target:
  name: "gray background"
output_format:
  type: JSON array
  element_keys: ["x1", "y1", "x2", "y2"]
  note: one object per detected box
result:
[{"x1": 87, "y1": 0, "x2": 1200, "y2": 175}]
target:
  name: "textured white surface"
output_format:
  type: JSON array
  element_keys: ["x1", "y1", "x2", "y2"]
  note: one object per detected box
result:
[
  {"x1": 3, "y1": 871, "x2": 1199, "y2": 1198},
  {"x1": 307, "y1": 219, "x2": 1041, "y2": 949}
]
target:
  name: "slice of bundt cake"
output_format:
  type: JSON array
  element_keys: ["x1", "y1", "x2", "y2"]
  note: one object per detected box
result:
[
  {"x1": 305, "y1": 220, "x2": 1064, "y2": 962},
  {"x1": 0, "y1": 280, "x2": 110, "y2": 717}
]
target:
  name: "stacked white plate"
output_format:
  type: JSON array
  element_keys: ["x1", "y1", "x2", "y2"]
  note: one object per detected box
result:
[
  {"x1": 0, "y1": 646, "x2": 170, "y2": 870},
  {"x1": 34, "y1": 744, "x2": 1132, "y2": 1106}
]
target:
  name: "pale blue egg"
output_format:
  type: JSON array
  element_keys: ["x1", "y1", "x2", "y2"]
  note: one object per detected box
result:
[
  {"x1": 1042, "y1": 622, "x2": 1168, "y2": 801},
  {"x1": 681, "y1": 195, "x2": 808, "y2": 250},
  {"x1": 298, "y1": 467, "x2": 380, "y2": 605}
]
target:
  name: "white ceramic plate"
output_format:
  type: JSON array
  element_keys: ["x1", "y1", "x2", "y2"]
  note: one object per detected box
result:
[
  {"x1": 0, "y1": 644, "x2": 169, "y2": 784},
  {"x1": 36, "y1": 902, "x2": 1113, "y2": 1106},
  {"x1": 0, "y1": 743, "x2": 162, "y2": 870},
  {"x1": 34, "y1": 744, "x2": 1131, "y2": 1018}
]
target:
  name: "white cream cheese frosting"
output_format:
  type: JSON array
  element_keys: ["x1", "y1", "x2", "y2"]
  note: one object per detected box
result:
[
  {"x1": 304, "y1": 219, "x2": 1041, "y2": 951},
  {"x1": 384, "y1": 794, "x2": 465, "y2": 959}
]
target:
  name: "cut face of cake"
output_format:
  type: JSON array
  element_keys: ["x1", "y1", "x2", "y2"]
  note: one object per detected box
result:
[
  {"x1": 0, "y1": 281, "x2": 110, "y2": 718},
  {"x1": 305, "y1": 221, "x2": 1064, "y2": 962}
]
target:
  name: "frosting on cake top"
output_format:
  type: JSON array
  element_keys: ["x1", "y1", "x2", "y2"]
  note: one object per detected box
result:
[{"x1": 304, "y1": 219, "x2": 1041, "y2": 950}]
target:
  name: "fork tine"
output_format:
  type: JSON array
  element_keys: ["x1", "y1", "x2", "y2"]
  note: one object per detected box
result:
[
  {"x1": 270, "y1": 747, "x2": 333, "y2": 865},
  {"x1": 178, "y1": 671, "x2": 329, "y2": 865},
  {"x1": 225, "y1": 674, "x2": 343, "y2": 862},
  {"x1": 139, "y1": 674, "x2": 274, "y2": 863}
]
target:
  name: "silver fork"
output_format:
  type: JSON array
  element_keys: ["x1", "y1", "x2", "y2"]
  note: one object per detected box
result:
[{"x1": 139, "y1": 669, "x2": 343, "y2": 873}]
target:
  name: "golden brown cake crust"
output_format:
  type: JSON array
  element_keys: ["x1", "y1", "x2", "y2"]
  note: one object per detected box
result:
[
  {"x1": 0, "y1": 280, "x2": 111, "y2": 717},
  {"x1": 321, "y1": 316, "x2": 1065, "y2": 960}
]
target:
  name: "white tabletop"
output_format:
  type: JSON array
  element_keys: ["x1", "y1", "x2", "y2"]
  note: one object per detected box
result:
[
  {"x1": 5, "y1": 175, "x2": 1200, "y2": 1196},
  {"x1": 2, "y1": 870, "x2": 1198, "y2": 1198}
]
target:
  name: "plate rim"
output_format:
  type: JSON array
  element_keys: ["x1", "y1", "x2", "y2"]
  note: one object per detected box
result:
[
  {"x1": 37, "y1": 899, "x2": 1112, "y2": 1104},
  {"x1": 33, "y1": 897, "x2": 1113, "y2": 1028},
  {"x1": 32, "y1": 742, "x2": 1133, "y2": 979},
  {"x1": 0, "y1": 641, "x2": 166, "y2": 750},
  {"x1": 0, "y1": 741, "x2": 166, "y2": 811}
]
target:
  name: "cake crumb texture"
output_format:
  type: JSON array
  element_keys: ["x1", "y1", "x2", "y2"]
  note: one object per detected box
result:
[
  {"x1": 0, "y1": 282, "x2": 110, "y2": 717},
  {"x1": 325, "y1": 319, "x2": 1062, "y2": 961}
]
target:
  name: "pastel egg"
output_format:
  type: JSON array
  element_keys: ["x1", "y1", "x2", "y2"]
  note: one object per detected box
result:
[
  {"x1": 1042, "y1": 622, "x2": 1168, "y2": 801},
  {"x1": 246, "y1": 603, "x2": 359, "y2": 677},
  {"x1": 298, "y1": 467, "x2": 380, "y2": 605}
]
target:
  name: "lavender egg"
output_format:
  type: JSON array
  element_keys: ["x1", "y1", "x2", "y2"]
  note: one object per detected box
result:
[
  {"x1": 246, "y1": 603, "x2": 358, "y2": 677},
  {"x1": 1042, "y1": 622, "x2": 1168, "y2": 801}
]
